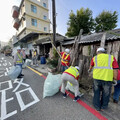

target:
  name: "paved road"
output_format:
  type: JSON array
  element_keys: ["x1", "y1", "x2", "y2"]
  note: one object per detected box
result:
[{"x1": 0, "y1": 54, "x2": 118, "y2": 120}]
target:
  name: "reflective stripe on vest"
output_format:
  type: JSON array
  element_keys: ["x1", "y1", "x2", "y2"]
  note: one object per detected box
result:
[
  {"x1": 34, "y1": 51, "x2": 36, "y2": 56},
  {"x1": 93, "y1": 54, "x2": 113, "y2": 81},
  {"x1": 94, "y1": 55, "x2": 113, "y2": 69},
  {"x1": 61, "y1": 52, "x2": 69, "y2": 64},
  {"x1": 65, "y1": 66, "x2": 79, "y2": 79},
  {"x1": 68, "y1": 81, "x2": 73, "y2": 86},
  {"x1": 16, "y1": 53, "x2": 22, "y2": 64}
]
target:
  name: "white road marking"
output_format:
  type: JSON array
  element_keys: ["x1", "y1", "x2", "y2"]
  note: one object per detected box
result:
[
  {"x1": 4, "y1": 72, "x2": 7, "y2": 76},
  {"x1": 9, "y1": 62, "x2": 12, "y2": 65},
  {"x1": 0, "y1": 90, "x2": 17, "y2": 120},
  {"x1": 3, "y1": 63, "x2": 7, "y2": 66},
  {"x1": 6, "y1": 68, "x2": 9, "y2": 73},
  {"x1": 16, "y1": 87, "x2": 40, "y2": 111},
  {"x1": 0, "y1": 80, "x2": 13, "y2": 92},
  {"x1": 0, "y1": 74, "x2": 4, "y2": 78},
  {"x1": 13, "y1": 78, "x2": 29, "y2": 92}
]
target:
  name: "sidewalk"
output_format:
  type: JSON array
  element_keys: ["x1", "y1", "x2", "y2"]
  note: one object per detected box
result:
[{"x1": 30, "y1": 63, "x2": 49, "y2": 75}]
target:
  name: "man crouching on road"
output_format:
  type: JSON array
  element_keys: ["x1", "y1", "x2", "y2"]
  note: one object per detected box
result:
[
  {"x1": 61, "y1": 66, "x2": 80, "y2": 102},
  {"x1": 88, "y1": 47, "x2": 119, "y2": 111}
]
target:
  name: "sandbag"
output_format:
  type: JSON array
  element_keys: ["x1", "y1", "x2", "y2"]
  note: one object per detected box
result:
[
  {"x1": 25, "y1": 59, "x2": 32, "y2": 66},
  {"x1": 8, "y1": 65, "x2": 21, "y2": 80},
  {"x1": 22, "y1": 62, "x2": 26, "y2": 69},
  {"x1": 43, "y1": 72, "x2": 62, "y2": 98}
]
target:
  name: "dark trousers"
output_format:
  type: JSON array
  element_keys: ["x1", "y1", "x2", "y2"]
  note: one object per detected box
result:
[
  {"x1": 61, "y1": 65, "x2": 68, "y2": 72},
  {"x1": 113, "y1": 80, "x2": 120, "y2": 102},
  {"x1": 93, "y1": 79, "x2": 112, "y2": 110}
]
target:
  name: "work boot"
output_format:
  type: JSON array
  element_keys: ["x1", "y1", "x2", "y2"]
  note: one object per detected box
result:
[
  {"x1": 113, "y1": 99, "x2": 118, "y2": 104},
  {"x1": 17, "y1": 76, "x2": 23, "y2": 78},
  {"x1": 63, "y1": 93, "x2": 67, "y2": 98},
  {"x1": 20, "y1": 74, "x2": 24, "y2": 76},
  {"x1": 73, "y1": 96, "x2": 80, "y2": 102}
]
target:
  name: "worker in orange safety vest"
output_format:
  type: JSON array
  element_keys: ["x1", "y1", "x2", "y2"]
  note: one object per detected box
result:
[{"x1": 60, "y1": 49, "x2": 70, "y2": 72}]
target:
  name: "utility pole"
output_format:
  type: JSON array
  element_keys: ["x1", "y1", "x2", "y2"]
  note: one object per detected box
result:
[{"x1": 52, "y1": 0, "x2": 56, "y2": 47}]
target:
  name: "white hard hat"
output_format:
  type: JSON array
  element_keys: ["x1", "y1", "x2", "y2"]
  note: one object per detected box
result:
[
  {"x1": 97, "y1": 47, "x2": 105, "y2": 52},
  {"x1": 22, "y1": 48, "x2": 25, "y2": 50},
  {"x1": 75, "y1": 66, "x2": 80, "y2": 71},
  {"x1": 17, "y1": 46, "x2": 21, "y2": 50},
  {"x1": 65, "y1": 49, "x2": 70, "y2": 53}
]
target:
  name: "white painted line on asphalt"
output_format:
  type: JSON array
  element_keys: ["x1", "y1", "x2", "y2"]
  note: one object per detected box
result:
[
  {"x1": 13, "y1": 78, "x2": 29, "y2": 92},
  {"x1": 0, "y1": 74, "x2": 4, "y2": 78},
  {"x1": 6, "y1": 68, "x2": 9, "y2": 73},
  {"x1": 0, "y1": 64, "x2": 1, "y2": 66},
  {"x1": 9, "y1": 62, "x2": 12, "y2": 65},
  {"x1": 16, "y1": 87, "x2": 40, "y2": 111},
  {"x1": 4, "y1": 72, "x2": 7, "y2": 76},
  {"x1": 3, "y1": 63, "x2": 7, "y2": 66},
  {"x1": 0, "y1": 90, "x2": 17, "y2": 120},
  {"x1": 0, "y1": 80, "x2": 13, "y2": 92}
]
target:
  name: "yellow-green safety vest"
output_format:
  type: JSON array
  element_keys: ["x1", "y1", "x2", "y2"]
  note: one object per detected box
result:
[
  {"x1": 65, "y1": 66, "x2": 79, "y2": 86},
  {"x1": 16, "y1": 53, "x2": 23, "y2": 64},
  {"x1": 65, "y1": 66, "x2": 79, "y2": 79},
  {"x1": 93, "y1": 53, "x2": 114, "y2": 81}
]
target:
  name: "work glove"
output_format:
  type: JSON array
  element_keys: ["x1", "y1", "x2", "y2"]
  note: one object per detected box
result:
[
  {"x1": 88, "y1": 69, "x2": 91, "y2": 73},
  {"x1": 112, "y1": 80, "x2": 117, "y2": 86}
]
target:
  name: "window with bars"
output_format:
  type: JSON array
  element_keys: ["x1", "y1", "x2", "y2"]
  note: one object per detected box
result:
[
  {"x1": 43, "y1": 15, "x2": 47, "y2": 20},
  {"x1": 31, "y1": 19, "x2": 37, "y2": 27},
  {"x1": 44, "y1": 27, "x2": 47, "y2": 31},
  {"x1": 31, "y1": 4, "x2": 37, "y2": 13},
  {"x1": 43, "y1": 3, "x2": 47, "y2": 8}
]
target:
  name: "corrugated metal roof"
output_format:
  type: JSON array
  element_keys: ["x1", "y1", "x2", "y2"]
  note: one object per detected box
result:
[
  {"x1": 62, "y1": 29, "x2": 120, "y2": 45},
  {"x1": 79, "y1": 29, "x2": 120, "y2": 44}
]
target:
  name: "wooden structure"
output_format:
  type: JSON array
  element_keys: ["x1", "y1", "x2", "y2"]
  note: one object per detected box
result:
[{"x1": 61, "y1": 28, "x2": 120, "y2": 89}]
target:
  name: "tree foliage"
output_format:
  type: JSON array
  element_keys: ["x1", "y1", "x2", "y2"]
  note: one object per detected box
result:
[
  {"x1": 2, "y1": 45, "x2": 11, "y2": 51},
  {"x1": 65, "y1": 8, "x2": 95, "y2": 37},
  {"x1": 95, "y1": 10, "x2": 118, "y2": 32}
]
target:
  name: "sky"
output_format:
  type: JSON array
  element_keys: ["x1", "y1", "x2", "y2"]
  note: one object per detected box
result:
[
  {"x1": 0, "y1": 0, "x2": 120, "y2": 42},
  {"x1": 0, "y1": 0, "x2": 20, "y2": 42}
]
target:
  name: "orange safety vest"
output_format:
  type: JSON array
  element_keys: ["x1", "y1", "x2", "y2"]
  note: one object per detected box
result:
[{"x1": 61, "y1": 52, "x2": 70, "y2": 64}]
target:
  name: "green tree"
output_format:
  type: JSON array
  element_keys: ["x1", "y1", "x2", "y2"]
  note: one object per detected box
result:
[
  {"x1": 95, "y1": 10, "x2": 118, "y2": 32},
  {"x1": 65, "y1": 8, "x2": 95, "y2": 37},
  {"x1": 3, "y1": 45, "x2": 11, "y2": 51}
]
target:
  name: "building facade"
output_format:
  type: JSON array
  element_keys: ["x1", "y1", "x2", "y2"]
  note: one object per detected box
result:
[{"x1": 12, "y1": 0, "x2": 50, "y2": 53}]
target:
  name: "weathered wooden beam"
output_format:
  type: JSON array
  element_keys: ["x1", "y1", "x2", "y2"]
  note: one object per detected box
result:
[
  {"x1": 71, "y1": 29, "x2": 83, "y2": 66},
  {"x1": 78, "y1": 29, "x2": 83, "y2": 42},
  {"x1": 100, "y1": 32, "x2": 106, "y2": 48}
]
